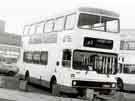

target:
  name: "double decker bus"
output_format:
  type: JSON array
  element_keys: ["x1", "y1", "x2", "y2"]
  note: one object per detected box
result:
[
  {"x1": 117, "y1": 39, "x2": 135, "y2": 91},
  {"x1": 18, "y1": 7, "x2": 120, "y2": 96}
]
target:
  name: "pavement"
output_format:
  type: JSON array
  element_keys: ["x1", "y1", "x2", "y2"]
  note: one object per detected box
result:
[
  {"x1": 0, "y1": 88, "x2": 87, "y2": 101},
  {"x1": 0, "y1": 76, "x2": 135, "y2": 101},
  {"x1": 0, "y1": 76, "x2": 86, "y2": 101}
]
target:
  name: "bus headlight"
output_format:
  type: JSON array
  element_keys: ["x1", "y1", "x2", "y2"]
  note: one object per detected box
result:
[
  {"x1": 112, "y1": 83, "x2": 116, "y2": 88},
  {"x1": 73, "y1": 81, "x2": 77, "y2": 86}
]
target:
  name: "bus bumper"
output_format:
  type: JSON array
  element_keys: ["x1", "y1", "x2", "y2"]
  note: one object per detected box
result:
[
  {"x1": 72, "y1": 80, "x2": 117, "y2": 89},
  {"x1": 59, "y1": 85, "x2": 78, "y2": 94},
  {"x1": 59, "y1": 81, "x2": 117, "y2": 94}
]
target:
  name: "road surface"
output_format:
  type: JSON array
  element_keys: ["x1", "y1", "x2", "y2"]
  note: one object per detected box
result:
[{"x1": 0, "y1": 76, "x2": 135, "y2": 101}]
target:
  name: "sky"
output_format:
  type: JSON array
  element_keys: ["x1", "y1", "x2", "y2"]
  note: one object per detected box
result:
[{"x1": 0, "y1": 0, "x2": 135, "y2": 35}]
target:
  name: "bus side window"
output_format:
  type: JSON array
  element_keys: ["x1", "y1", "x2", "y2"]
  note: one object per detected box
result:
[
  {"x1": 65, "y1": 13, "x2": 76, "y2": 30},
  {"x1": 23, "y1": 52, "x2": 33, "y2": 63},
  {"x1": 44, "y1": 20, "x2": 54, "y2": 33},
  {"x1": 40, "y1": 51, "x2": 48, "y2": 65},
  {"x1": 54, "y1": 16, "x2": 64, "y2": 32},
  {"x1": 36, "y1": 23, "x2": 45, "y2": 34},
  {"x1": 29, "y1": 25, "x2": 36, "y2": 35},
  {"x1": 23, "y1": 26, "x2": 30, "y2": 35},
  {"x1": 33, "y1": 52, "x2": 41, "y2": 64},
  {"x1": 62, "y1": 49, "x2": 71, "y2": 67}
]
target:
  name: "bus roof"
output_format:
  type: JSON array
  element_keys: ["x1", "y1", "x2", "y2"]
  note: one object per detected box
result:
[
  {"x1": 24, "y1": 7, "x2": 119, "y2": 27},
  {"x1": 78, "y1": 7, "x2": 119, "y2": 18}
]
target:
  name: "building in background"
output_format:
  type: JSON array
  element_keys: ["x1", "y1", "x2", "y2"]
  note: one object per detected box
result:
[
  {"x1": 120, "y1": 29, "x2": 135, "y2": 51},
  {"x1": 116, "y1": 29, "x2": 135, "y2": 91},
  {"x1": 0, "y1": 20, "x2": 21, "y2": 63},
  {"x1": 120, "y1": 29, "x2": 135, "y2": 62}
]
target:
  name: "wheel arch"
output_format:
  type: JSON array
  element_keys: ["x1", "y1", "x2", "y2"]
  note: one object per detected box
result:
[
  {"x1": 50, "y1": 75, "x2": 57, "y2": 84},
  {"x1": 116, "y1": 77, "x2": 123, "y2": 82}
]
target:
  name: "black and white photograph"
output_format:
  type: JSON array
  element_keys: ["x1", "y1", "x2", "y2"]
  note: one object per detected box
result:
[{"x1": 0, "y1": 0, "x2": 135, "y2": 101}]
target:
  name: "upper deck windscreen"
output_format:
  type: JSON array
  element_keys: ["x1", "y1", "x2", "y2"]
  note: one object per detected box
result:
[{"x1": 78, "y1": 13, "x2": 119, "y2": 33}]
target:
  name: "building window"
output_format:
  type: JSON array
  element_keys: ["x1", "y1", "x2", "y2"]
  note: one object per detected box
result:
[
  {"x1": 54, "y1": 17, "x2": 65, "y2": 31},
  {"x1": 65, "y1": 13, "x2": 76, "y2": 30},
  {"x1": 62, "y1": 49, "x2": 71, "y2": 67}
]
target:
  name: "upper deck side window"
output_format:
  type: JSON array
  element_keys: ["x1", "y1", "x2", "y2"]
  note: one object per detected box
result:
[
  {"x1": 78, "y1": 13, "x2": 119, "y2": 33},
  {"x1": 54, "y1": 16, "x2": 65, "y2": 31},
  {"x1": 36, "y1": 22, "x2": 45, "y2": 34},
  {"x1": 65, "y1": 13, "x2": 76, "y2": 30},
  {"x1": 23, "y1": 26, "x2": 30, "y2": 35},
  {"x1": 29, "y1": 25, "x2": 36, "y2": 35},
  {"x1": 44, "y1": 19, "x2": 54, "y2": 33}
]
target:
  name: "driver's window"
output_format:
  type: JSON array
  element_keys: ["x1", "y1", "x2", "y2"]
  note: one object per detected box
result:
[{"x1": 62, "y1": 49, "x2": 71, "y2": 67}]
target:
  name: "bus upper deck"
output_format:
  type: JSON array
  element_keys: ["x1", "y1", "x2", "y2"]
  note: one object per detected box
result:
[
  {"x1": 23, "y1": 7, "x2": 120, "y2": 36},
  {"x1": 22, "y1": 7, "x2": 120, "y2": 53}
]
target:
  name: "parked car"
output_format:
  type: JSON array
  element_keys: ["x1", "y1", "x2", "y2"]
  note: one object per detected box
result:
[{"x1": 0, "y1": 62, "x2": 19, "y2": 76}]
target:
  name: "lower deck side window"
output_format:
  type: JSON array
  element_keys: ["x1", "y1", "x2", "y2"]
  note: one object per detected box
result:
[
  {"x1": 23, "y1": 52, "x2": 33, "y2": 63},
  {"x1": 23, "y1": 51, "x2": 48, "y2": 65},
  {"x1": 40, "y1": 52, "x2": 48, "y2": 65}
]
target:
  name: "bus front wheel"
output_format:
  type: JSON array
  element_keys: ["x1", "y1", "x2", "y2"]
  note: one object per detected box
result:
[{"x1": 117, "y1": 79, "x2": 123, "y2": 91}]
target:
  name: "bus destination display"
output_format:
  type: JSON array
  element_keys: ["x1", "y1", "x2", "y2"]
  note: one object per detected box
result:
[{"x1": 83, "y1": 37, "x2": 113, "y2": 49}]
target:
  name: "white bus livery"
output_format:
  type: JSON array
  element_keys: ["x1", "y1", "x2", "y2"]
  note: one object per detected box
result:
[
  {"x1": 18, "y1": 7, "x2": 120, "y2": 96},
  {"x1": 117, "y1": 51, "x2": 135, "y2": 91}
]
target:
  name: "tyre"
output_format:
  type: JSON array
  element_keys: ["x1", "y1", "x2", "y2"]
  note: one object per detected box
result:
[
  {"x1": 117, "y1": 79, "x2": 123, "y2": 91},
  {"x1": 51, "y1": 79, "x2": 60, "y2": 96}
]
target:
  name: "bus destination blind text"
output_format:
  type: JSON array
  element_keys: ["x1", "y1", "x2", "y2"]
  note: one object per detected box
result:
[{"x1": 83, "y1": 37, "x2": 113, "y2": 49}]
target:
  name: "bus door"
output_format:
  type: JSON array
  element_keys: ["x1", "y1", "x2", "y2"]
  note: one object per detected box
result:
[{"x1": 58, "y1": 49, "x2": 72, "y2": 85}]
